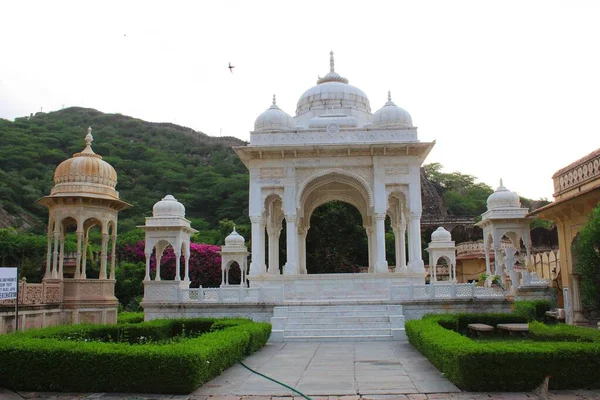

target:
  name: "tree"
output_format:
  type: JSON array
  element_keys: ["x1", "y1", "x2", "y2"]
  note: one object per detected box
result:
[{"x1": 574, "y1": 203, "x2": 600, "y2": 311}]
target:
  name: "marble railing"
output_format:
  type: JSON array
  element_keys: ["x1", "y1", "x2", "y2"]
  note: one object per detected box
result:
[
  {"x1": 390, "y1": 283, "x2": 505, "y2": 301},
  {"x1": 553, "y1": 150, "x2": 600, "y2": 197},
  {"x1": 456, "y1": 241, "x2": 514, "y2": 257},
  {"x1": 0, "y1": 280, "x2": 62, "y2": 305},
  {"x1": 181, "y1": 286, "x2": 284, "y2": 303}
]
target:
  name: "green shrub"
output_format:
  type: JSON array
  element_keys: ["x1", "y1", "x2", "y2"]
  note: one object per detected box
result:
[
  {"x1": 512, "y1": 300, "x2": 553, "y2": 321},
  {"x1": 117, "y1": 312, "x2": 144, "y2": 324},
  {"x1": 0, "y1": 317, "x2": 271, "y2": 393},
  {"x1": 406, "y1": 314, "x2": 600, "y2": 391},
  {"x1": 529, "y1": 321, "x2": 600, "y2": 343}
]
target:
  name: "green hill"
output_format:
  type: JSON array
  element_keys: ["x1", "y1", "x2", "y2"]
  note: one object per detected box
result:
[{"x1": 0, "y1": 107, "x2": 248, "y2": 233}]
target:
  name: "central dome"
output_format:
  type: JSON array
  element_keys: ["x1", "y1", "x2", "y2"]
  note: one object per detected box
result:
[{"x1": 295, "y1": 51, "x2": 371, "y2": 117}]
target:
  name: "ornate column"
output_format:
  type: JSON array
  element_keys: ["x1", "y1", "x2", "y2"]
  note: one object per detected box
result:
[
  {"x1": 399, "y1": 220, "x2": 407, "y2": 272},
  {"x1": 174, "y1": 248, "x2": 182, "y2": 281},
  {"x1": 493, "y1": 246, "x2": 501, "y2": 275},
  {"x1": 75, "y1": 230, "x2": 83, "y2": 279},
  {"x1": 374, "y1": 213, "x2": 388, "y2": 273},
  {"x1": 431, "y1": 256, "x2": 437, "y2": 282},
  {"x1": 298, "y1": 226, "x2": 308, "y2": 274},
  {"x1": 407, "y1": 213, "x2": 424, "y2": 272},
  {"x1": 52, "y1": 230, "x2": 60, "y2": 279},
  {"x1": 570, "y1": 273, "x2": 589, "y2": 326},
  {"x1": 100, "y1": 232, "x2": 109, "y2": 280},
  {"x1": 58, "y1": 233, "x2": 65, "y2": 279},
  {"x1": 45, "y1": 223, "x2": 53, "y2": 279},
  {"x1": 484, "y1": 246, "x2": 491, "y2": 276},
  {"x1": 109, "y1": 232, "x2": 117, "y2": 280},
  {"x1": 144, "y1": 249, "x2": 152, "y2": 281},
  {"x1": 81, "y1": 232, "x2": 88, "y2": 279},
  {"x1": 392, "y1": 225, "x2": 400, "y2": 272},
  {"x1": 184, "y1": 246, "x2": 190, "y2": 282},
  {"x1": 365, "y1": 225, "x2": 374, "y2": 273},
  {"x1": 267, "y1": 223, "x2": 281, "y2": 274},
  {"x1": 284, "y1": 215, "x2": 298, "y2": 275},
  {"x1": 249, "y1": 216, "x2": 266, "y2": 275}
]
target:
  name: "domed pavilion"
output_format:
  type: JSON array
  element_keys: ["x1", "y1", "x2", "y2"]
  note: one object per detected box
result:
[
  {"x1": 36, "y1": 127, "x2": 131, "y2": 324},
  {"x1": 234, "y1": 51, "x2": 435, "y2": 298}
]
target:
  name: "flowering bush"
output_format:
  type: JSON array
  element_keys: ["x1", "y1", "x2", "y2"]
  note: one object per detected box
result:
[{"x1": 118, "y1": 240, "x2": 239, "y2": 288}]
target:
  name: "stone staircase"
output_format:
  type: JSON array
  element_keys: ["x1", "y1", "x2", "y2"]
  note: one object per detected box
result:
[{"x1": 270, "y1": 304, "x2": 405, "y2": 341}]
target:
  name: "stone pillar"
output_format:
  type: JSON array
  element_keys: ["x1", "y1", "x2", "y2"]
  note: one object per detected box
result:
[
  {"x1": 284, "y1": 215, "x2": 298, "y2": 275},
  {"x1": 184, "y1": 247, "x2": 190, "y2": 282},
  {"x1": 144, "y1": 253, "x2": 151, "y2": 281},
  {"x1": 267, "y1": 224, "x2": 281, "y2": 274},
  {"x1": 408, "y1": 213, "x2": 424, "y2": 272},
  {"x1": 110, "y1": 233, "x2": 117, "y2": 280},
  {"x1": 45, "y1": 226, "x2": 53, "y2": 279},
  {"x1": 52, "y1": 231, "x2": 60, "y2": 279},
  {"x1": 249, "y1": 216, "x2": 266, "y2": 275},
  {"x1": 365, "y1": 225, "x2": 374, "y2": 273},
  {"x1": 58, "y1": 234, "x2": 65, "y2": 279},
  {"x1": 399, "y1": 220, "x2": 407, "y2": 272},
  {"x1": 431, "y1": 256, "x2": 437, "y2": 282},
  {"x1": 81, "y1": 234, "x2": 88, "y2": 279},
  {"x1": 75, "y1": 231, "x2": 83, "y2": 279},
  {"x1": 374, "y1": 213, "x2": 388, "y2": 273},
  {"x1": 493, "y1": 246, "x2": 501, "y2": 275},
  {"x1": 100, "y1": 233, "x2": 109, "y2": 280},
  {"x1": 174, "y1": 249, "x2": 181, "y2": 281},
  {"x1": 298, "y1": 227, "x2": 308, "y2": 274},
  {"x1": 484, "y1": 247, "x2": 491, "y2": 276},
  {"x1": 570, "y1": 273, "x2": 589, "y2": 326}
]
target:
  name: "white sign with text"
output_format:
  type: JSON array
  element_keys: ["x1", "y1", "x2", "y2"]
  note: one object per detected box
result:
[{"x1": 0, "y1": 268, "x2": 18, "y2": 300}]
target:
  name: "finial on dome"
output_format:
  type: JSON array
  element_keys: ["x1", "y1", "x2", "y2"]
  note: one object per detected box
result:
[
  {"x1": 330, "y1": 51, "x2": 335, "y2": 72},
  {"x1": 388, "y1": 91, "x2": 392, "y2": 102},
  {"x1": 499, "y1": 178, "x2": 504, "y2": 189},
  {"x1": 272, "y1": 94, "x2": 276, "y2": 105},
  {"x1": 85, "y1": 126, "x2": 93, "y2": 146}
]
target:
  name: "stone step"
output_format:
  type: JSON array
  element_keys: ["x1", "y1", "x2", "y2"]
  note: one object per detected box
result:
[
  {"x1": 285, "y1": 321, "x2": 392, "y2": 329},
  {"x1": 283, "y1": 334, "x2": 395, "y2": 342},
  {"x1": 283, "y1": 304, "x2": 402, "y2": 312},
  {"x1": 286, "y1": 316, "x2": 390, "y2": 326},
  {"x1": 284, "y1": 310, "x2": 392, "y2": 318},
  {"x1": 285, "y1": 328, "x2": 392, "y2": 337}
]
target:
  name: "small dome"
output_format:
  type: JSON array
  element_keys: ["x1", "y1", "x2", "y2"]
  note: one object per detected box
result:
[
  {"x1": 295, "y1": 51, "x2": 371, "y2": 117},
  {"x1": 373, "y1": 91, "x2": 412, "y2": 128},
  {"x1": 225, "y1": 228, "x2": 245, "y2": 247},
  {"x1": 254, "y1": 95, "x2": 294, "y2": 132},
  {"x1": 431, "y1": 227, "x2": 452, "y2": 242},
  {"x1": 486, "y1": 180, "x2": 521, "y2": 210},
  {"x1": 51, "y1": 127, "x2": 119, "y2": 199},
  {"x1": 153, "y1": 195, "x2": 186, "y2": 217}
]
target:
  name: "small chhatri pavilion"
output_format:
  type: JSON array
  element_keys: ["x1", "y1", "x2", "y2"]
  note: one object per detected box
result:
[{"x1": 36, "y1": 127, "x2": 131, "y2": 324}]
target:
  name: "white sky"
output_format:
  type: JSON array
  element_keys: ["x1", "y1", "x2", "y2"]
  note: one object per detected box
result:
[{"x1": 1, "y1": 0, "x2": 599, "y2": 201}]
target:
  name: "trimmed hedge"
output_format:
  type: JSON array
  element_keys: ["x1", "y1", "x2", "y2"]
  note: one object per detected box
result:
[
  {"x1": 512, "y1": 300, "x2": 553, "y2": 321},
  {"x1": 0, "y1": 318, "x2": 271, "y2": 394},
  {"x1": 117, "y1": 312, "x2": 145, "y2": 324},
  {"x1": 529, "y1": 321, "x2": 600, "y2": 343},
  {"x1": 406, "y1": 314, "x2": 600, "y2": 391}
]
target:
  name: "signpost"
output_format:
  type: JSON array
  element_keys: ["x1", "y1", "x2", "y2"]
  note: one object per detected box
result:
[{"x1": 0, "y1": 267, "x2": 19, "y2": 332}]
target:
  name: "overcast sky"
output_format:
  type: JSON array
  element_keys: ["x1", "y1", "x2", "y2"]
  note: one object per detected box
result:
[{"x1": 1, "y1": 0, "x2": 599, "y2": 201}]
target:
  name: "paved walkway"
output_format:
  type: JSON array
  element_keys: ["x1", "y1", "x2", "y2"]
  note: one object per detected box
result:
[{"x1": 3, "y1": 341, "x2": 600, "y2": 399}]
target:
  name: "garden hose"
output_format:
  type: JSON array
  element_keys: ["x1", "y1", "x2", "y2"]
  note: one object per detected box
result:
[{"x1": 238, "y1": 360, "x2": 313, "y2": 400}]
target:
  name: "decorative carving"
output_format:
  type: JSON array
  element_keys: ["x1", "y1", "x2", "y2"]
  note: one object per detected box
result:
[
  {"x1": 260, "y1": 168, "x2": 285, "y2": 179},
  {"x1": 250, "y1": 129, "x2": 418, "y2": 146},
  {"x1": 553, "y1": 151, "x2": 600, "y2": 196},
  {"x1": 385, "y1": 164, "x2": 409, "y2": 175}
]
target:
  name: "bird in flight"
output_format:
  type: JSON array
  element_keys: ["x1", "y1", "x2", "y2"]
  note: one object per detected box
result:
[{"x1": 228, "y1": 62, "x2": 235, "y2": 73}]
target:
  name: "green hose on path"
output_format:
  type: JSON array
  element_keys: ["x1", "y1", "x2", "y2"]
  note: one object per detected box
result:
[{"x1": 238, "y1": 360, "x2": 313, "y2": 400}]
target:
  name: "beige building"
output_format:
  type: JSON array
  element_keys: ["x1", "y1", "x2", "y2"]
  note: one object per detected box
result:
[{"x1": 529, "y1": 148, "x2": 600, "y2": 325}]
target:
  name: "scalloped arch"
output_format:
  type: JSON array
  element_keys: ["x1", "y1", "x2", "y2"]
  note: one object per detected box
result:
[{"x1": 296, "y1": 168, "x2": 373, "y2": 207}]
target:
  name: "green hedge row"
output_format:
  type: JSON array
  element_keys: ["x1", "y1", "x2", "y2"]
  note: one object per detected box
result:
[
  {"x1": 0, "y1": 318, "x2": 271, "y2": 394},
  {"x1": 512, "y1": 300, "x2": 553, "y2": 321},
  {"x1": 529, "y1": 321, "x2": 600, "y2": 343},
  {"x1": 406, "y1": 314, "x2": 600, "y2": 391},
  {"x1": 117, "y1": 312, "x2": 145, "y2": 324}
]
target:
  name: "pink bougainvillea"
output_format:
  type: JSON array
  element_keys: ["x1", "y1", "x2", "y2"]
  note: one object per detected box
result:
[{"x1": 118, "y1": 241, "x2": 240, "y2": 288}]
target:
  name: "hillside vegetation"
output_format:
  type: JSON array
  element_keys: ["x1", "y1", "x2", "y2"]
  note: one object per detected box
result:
[{"x1": 0, "y1": 107, "x2": 248, "y2": 233}]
